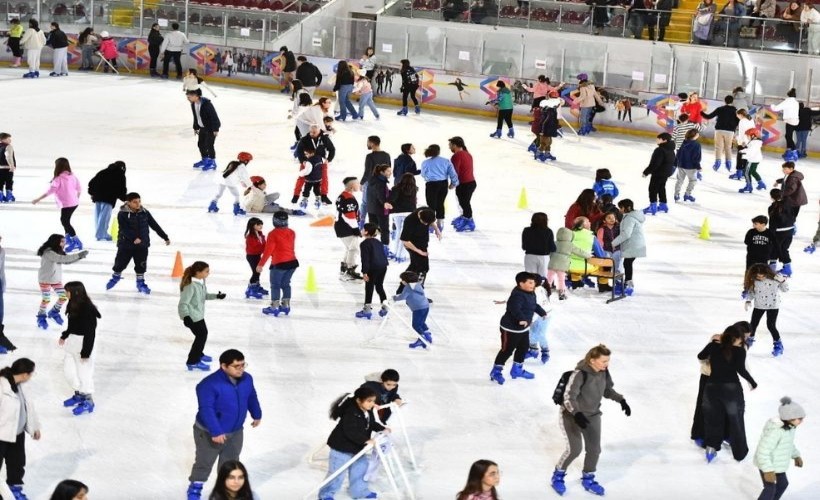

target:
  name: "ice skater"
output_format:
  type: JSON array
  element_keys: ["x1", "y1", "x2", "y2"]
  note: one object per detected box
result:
[
  {"x1": 293, "y1": 125, "x2": 335, "y2": 206},
  {"x1": 87, "y1": 160, "x2": 128, "y2": 241},
  {"x1": 356, "y1": 223, "x2": 389, "y2": 319},
  {"x1": 354, "y1": 75, "x2": 380, "y2": 120},
  {"x1": 753, "y1": 397, "x2": 805, "y2": 500},
  {"x1": 0, "y1": 358, "x2": 41, "y2": 500},
  {"x1": 522, "y1": 212, "x2": 556, "y2": 280},
  {"x1": 393, "y1": 271, "x2": 432, "y2": 349},
  {"x1": 396, "y1": 59, "x2": 420, "y2": 116},
  {"x1": 32, "y1": 157, "x2": 83, "y2": 252},
  {"x1": 420, "y1": 144, "x2": 459, "y2": 232},
  {"x1": 360, "y1": 369, "x2": 404, "y2": 423},
  {"x1": 36, "y1": 234, "x2": 88, "y2": 330},
  {"x1": 449, "y1": 137, "x2": 476, "y2": 232},
  {"x1": 0, "y1": 234, "x2": 17, "y2": 352},
  {"x1": 641, "y1": 133, "x2": 675, "y2": 215},
  {"x1": 335, "y1": 177, "x2": 364, "y2": 282},
  {"x1": 738, "y1": 128, "x2": 766, "y2": 193},
  {"x1": 489, "y1": 81, "x2": 514, "y2": 138},
  {"x1": 59, "y1": 281, "x2": 100, "y2": 415},
  {"x1": 768, "y1": 189, "x2": 796, "y2": 277},
  {"x1": 744, "y1": 263, "x2": 789, "y2": 356},
  {"x1": 257, "y1": 211, "x2": 299, "y2": 317},
  {"x1": 243, "y1": 217, "x2": 268, "y2": 300},
  {"x1": 208, "y1": 152, "x2": 253, "y2": 215},
  {"x1": 0, "y1": 133, "x2": 17, "y2": 203},
  {"x1": 673, "y1": 129, "x2": 702, "y2": 203},
  {"x1": 179, "y1": 261, "x2": 225, "y2": 371},
  {"x1": 188, "y1": 89, "x2": 221, "y2": 171},
  {"x1": 106, "y1": 193, "x2": 170, "y2": 294},
  {"x1": 744, "y1": 215, "x2": 776, "y2": 270}
]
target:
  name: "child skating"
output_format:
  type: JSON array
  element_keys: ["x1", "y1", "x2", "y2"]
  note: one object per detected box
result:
[
  {"x1": 744, "y1": 263, "x2": 788, "y2": 356},
  {"x1": 244, "y1": 217, "x2": 269, "y2": 300},
  {"x1": 178, "y1": 261, "x2": 225, "y2": 371},
  {"x1": 59, "y1": 281, "x2": 100, "y2": 415},
  {"x1": 32, "y1": 157, "x2": 83, "y2": 252},
  {"x1": 257, "y1": 211, "x2": 299, "y2": 317},
  {"x1": 393, "y1": 271, "x2": 432, "y2": 349},
  {"x1": 753, "y1": 397, "x2": 805, "y2": 500},
  {"x1": 297, "y1": 145, "x2": 324, "y2": 211},
  {"x1": 641, "y1": 132, "x2": 676, "y2": 215},
  {"x1": 489, "y1": 272, "x2": 547, "y2": 385},
  {"x1": 739, "y1": 128, "x2": 766, "y2": 193},
  {"x1": 768, "y1": 189, "x2": 796, "y2": 277},
  {"x1": 673, "y1": 129, "x2": 702, "y2": 203},
  {"x1": 208, "y1": 152, "x2": 253, "y2": 215},
  {"x1": 356, "y1": 223, "x2": 389, "y2": 319},
  {"x1": 0, "y1": 133, "x2": 17, "y2": 203},
  {"x1": 334, "y1": 177, "x2": 364, "y2": 282},
  {"x1": 36, "y1": 234, "x2": 88, "y2": 329},
  {"x1": 489, "y1": 81, "x2": 515, "y2": 138}
]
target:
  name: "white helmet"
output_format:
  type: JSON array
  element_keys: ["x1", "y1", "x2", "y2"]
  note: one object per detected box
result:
[
  {"x1": 545, "y1": 98, "x2": 562, "y2": 108},
  {"x1": 100, "y1": 30, "x2": 110, "y2": 38}
]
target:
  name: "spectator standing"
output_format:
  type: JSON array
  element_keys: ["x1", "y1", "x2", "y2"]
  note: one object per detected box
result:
[
  {"x1": 693, "y1": 0, "x2": 717, "y2": 45},
  {"x1": 48, "y1": 22, "x2": 69, "y2": 77},
  {"x1": 718, "y1": 0, "x2": 746, "y2": 48},
  {"x1": 801, "y1": 2, "x2": 820, "y2": 54},
  {"x1": 147, "y1": 23, "x2": 163, "y2": 77}
]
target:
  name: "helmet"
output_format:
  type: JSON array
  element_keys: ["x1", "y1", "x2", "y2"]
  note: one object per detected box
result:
[
  {"x1": 237, "y1": 152, "x2": 254, "y2": 163},
  {"x1": 577, "y1": 73, "x2": 588, "y2": 81},
  {"x1": 745, "y1": 128, "x2": 761, "y2": 138},
  {"x1": 100, "y1": 31, "x2": 110, "y2": 38},
  {"x1": 782, "y1": 149, "x2": 799, "y2": 162},
  {"x1": 250, "y1": 175, "x2": 265, "y2": 186},
  {"x1": 272, "y1": 210, "x2": 289, "y2": 227}
]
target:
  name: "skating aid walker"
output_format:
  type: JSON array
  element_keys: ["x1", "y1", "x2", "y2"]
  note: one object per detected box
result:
[{"x1": 388, "y1": 213, "x2": 410, "y2": 262}]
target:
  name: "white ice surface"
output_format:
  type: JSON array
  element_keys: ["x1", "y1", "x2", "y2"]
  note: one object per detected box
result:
[{"x1": 0, "y1": 68, "x2": 818, "y2": 500}]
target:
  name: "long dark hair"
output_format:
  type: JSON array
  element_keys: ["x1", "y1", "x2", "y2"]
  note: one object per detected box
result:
[
  {"x1": 336, "y1": 60, "x2": 352, "y2": 79},
  {"x1": 456, "y1": 459, "x2": 500, "y2": 500},
  {"x1": 744, "y1": 263, "x2": 776, "y2": 294},
  {"x1": 373, "y1": 164, "x2": 391, "y2": 179},
  {"x1": 64, "y1": 281, "x2": 97, "y2": 317},
  {"x1": 768, "y1": 188, "x2": 785, "y2": 217},
  {"x1": 209, "y1": 460, "x2": 253, "y2": 500},
  {"x1": 574, "y1": 189, "x2": 597, "y2": 215},
  {"x1": 530, "y1": 212, "x2": 549, "y2": 229},
  {"x1": 291, "y1": 79, "x2": 304, "y2": 98},
  {"x1": 78, "y1": 27, "x2": 93, "y2": 44},
  {"x1": 329, "y1": 386, "x2": 377, "y2": 420},
  {"x1": 53, "y1": 157, "x2": 72, "y2": 179},
  {"x1": 49, "y1": 479, "x2": 89, "y2": 500},
  {"x1": 37, "y1": 234, "x2": 66, "y2": 256},
  {"x1": 449, "y1": 136, "x2": 468, "y2": 152},
  {"x1": 180, "y1": 261, "x2": 210, "y2": 291},
  {"x1": 245, "y1": 217, "x2": 263, "y2": 238},
  {"x1": 0, "y1": 358, "x2": 36, "y2": 393},
  {"x1": 222, "y1": 160, "x2": 241, "y2": 179},
  {"x1": 29, "y1": 19, "x2": 40, "y2": 31},
  {"x1": 718, "y1": 325, "x2": 743, "y2": 361},
  {"x1": 395, "y1": 173, "x2": 418, "y2": 197}
]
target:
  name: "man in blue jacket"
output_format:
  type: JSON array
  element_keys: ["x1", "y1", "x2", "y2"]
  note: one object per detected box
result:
[
  {"x1": 187, "y1": 349, "x2": 262, "y2": 500},
  {"x1": 187, "y1": 89, "x2": 221, "y2": 171}
]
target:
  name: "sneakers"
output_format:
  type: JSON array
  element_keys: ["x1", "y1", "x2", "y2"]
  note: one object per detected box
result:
[
  {"x1": 489, "y1": 364, "x2": 505, "y2": 385},
  {"x1": 47, "y1": 308, "x2": 65, "y2": 325},
  {"x1": 772, "y1": 340, "x2": 784, "y2": 357},
  {"x1": 207, "y1": 200, "x2": 219, "y2": 213},
  {"x1": 106, "y1": 274, "x2": 122, "y2": 290},
  {"x1": 581, "y1": 472, "x2": 605, "y2": 496},
  {"x1": 187, "y1": 361, "x2": 210, "y2": 371},
  {"x1": 72, "y1": 399, "x2": 95, "y2": 415},
  {"x1": 551, "y1": 468, "x2": 567, "y2": 495},
  {"x1": 510, "y1": 362, "x2": 535, "y2": 380}
]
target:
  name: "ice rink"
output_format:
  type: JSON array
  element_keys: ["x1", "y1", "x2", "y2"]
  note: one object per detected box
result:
[{"x1": 0, "y1": 68, "x2": 818, "y2": 499}]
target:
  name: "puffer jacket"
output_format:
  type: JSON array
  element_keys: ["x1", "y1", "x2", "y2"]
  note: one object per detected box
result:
[
  {"x1": 562, "y1": 359, "x2": 624, "y2": 417},
  {"x1": 779, "y1": 171, "x2": 808, "y2": 208},
  {"x1": 753, "y1": 418, "x2": 801, "y2": 473},
  {"x1": 548, "y1": 227, "x2": 590, "y2": 272},
  {"x1": 611, "y1": 210, "x2": 646, "y2": 259}
]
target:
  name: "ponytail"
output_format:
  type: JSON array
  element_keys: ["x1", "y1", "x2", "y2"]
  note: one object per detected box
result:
[
  {"x1": 328, "y1": 386, "x2": 377, "y2": 420},
  {"x1": 179, "y1": 261, "x2": 209, "y2": 291},
  {"x1": 222, "y1": 160, "x2": 241, "y2": 179}
]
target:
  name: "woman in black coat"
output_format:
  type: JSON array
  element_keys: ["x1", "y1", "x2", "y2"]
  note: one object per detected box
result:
[
  {"x1": 88, "y1": 161, "x2": 127, "y2": 241},
  {"x1": 147, "y1": 23, "x2": 163, "y2": 77},
  {"x1": 367, "y1": 164, "x2": 392, "y2": 245}
]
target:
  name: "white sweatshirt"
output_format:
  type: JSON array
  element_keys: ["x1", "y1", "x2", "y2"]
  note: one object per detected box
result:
[
  {"x1": 159, "y1": 30, "x2": 188, "y2": 52},
  {"x1": 771, "y1": 97, "x2": 799, "y2": 126}
]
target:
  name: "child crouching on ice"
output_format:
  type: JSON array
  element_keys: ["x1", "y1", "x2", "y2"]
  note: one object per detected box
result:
[
  {"x1": 490, "y1": 272, "x2": 547, "y2": 385},
  {"x1": 753, "y1": 397, "x2": 805, "y2": 500},
  {"x1": 208, "y1": 152, "x2": 253, "y2": 216},
  {"x1": 393, "y1": 271, "x2": 432, "y2": 349}
]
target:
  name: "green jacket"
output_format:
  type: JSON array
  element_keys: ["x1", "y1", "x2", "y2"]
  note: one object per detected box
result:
[
  {"x1": 754, "y1": 418, "x2": 801, "y2": 473},
  {"x1": 496, "y1": 88, "x2": 513, "y2": 110},
  {"x1": 569, "y1": 228, "x2": 595, "y2": 274},
  {"x1": 178, "y1": 279, "x2": 216, "y2": 322}
]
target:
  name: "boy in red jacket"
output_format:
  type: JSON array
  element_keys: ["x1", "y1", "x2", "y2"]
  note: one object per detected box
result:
[{"x1": 256, "y1": 211, "x2": 298, "y2": 317}]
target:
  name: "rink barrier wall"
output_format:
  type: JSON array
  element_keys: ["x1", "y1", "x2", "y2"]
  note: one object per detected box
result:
[{"x1": 2, "y1": 33, "x2": 816, "y2": 157}]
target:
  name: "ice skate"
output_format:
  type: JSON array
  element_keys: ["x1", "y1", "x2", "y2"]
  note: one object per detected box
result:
[
  {"x1": 745, "y1": 335, "x2": 756, "y2": 348},
  {"x1": 279, "y1": 299, "x2": 291, "y2": 316},
  {"x1": 355, "y1": 304, "x2": 373, "y2": 320},
  {"x1": 510, "y1": 362, "x2": 534, "y2": 380},
  {"x1": 9, "y1": 485, "x2": 28, "y2": 500},
  {"x1": 262, "y1": 300, "x2": 282, "y2": 317},
  {"x1": 48, "y1": 308, "x2": 64, "y2": 325},
  {"x1": 705, "y1": 446, "x2": 717, "y2": 463},
  {"x1": 642, "y1": 202, "x2": 657, "y2": 215},
  {"x1": 187, "y1": 361, "x2": 210, "y2": 371},
  {"x1": 207, "y1": 201, "x2": 219, "y2": 213},
  {"x1": 414, "y1": 105, "x2": 421, "y2": 115},
  {"x1": 489, "y1": 129, "x2": 502, "y2": 138},
  {"x1": 527, "y1": 143, "x2": 538, "y2": 153},
  {"x1": 396, "y1": 107, "x2": 408, "y2": 116},
  {"x1": 525, "y1": 348, "x2": 539, "y2": 360},
  {"x1": 728, "y1": 170, "x2": 743, "y2": 180},
  {"x1": 712, "y1": 159, "x2": 721, "y2": 171},
  {"x1": 314, "y1": 197, "x2": 321, "y2": 210},
  {"x1": 772, "y1": 340, "x2": 784, "y2": 357},
  {"x1": 201, "y1": 158, "x2": 217, "y2": 171},
  {"x1": 200, "y1": 354, "x2": 213, "y2": 362},
  {"x1": 136, "y1": 279, "x2": 151, "y2": 295},
  {"x1": 233, "y1": 202, "x2": 246, "y2": 216},
  {"x1": 63, "y1": 391, "x2": 85, "y2": 407},
  {"x1": 345, "y1": 265, "x2": 364, "y2": 281},
  {"x1": 451, "y1": 215, "x2": 465, "y2": 227},
  {"x1": 187, "y1": 481, "x2": 204, "y2": 500},
  {"x1": 72, "y1": 399, "x2": 95, "y2": 415},
  {"x1": 541, "y1": 348, "x2": 550, "y2": 364},
  {"x1": 756, "y1": 180, "x2": 767, "y2": 191},
  {"x1": 299, "y1": 197, "x2": 309, "y2": 210},
  {"x1": 489, "y1": 365, "x2": 505, "y2": 385},
  {"x1": 778, "y1": 263, "x2": 792, "y2": 277},
  {"x1": 507, "y1": 127, "x2": 515, "y2": 138},
  {"x1": 244, "y1": 284, "x2": 264, "y2": 299},
  {"x1": 193, "y1": 158, "x2": 207, "y2": 169},
  {"x1": 657, "y1": 203, "x2": 669, "y2": 213},
  {"x1": 551, "y1": 468, "x2": 567, "y2": 495},
  {"x1": 581, "y1": 472, "x2": 605, "y2": 496},
  {"x1": 738, "y1": 182, "x2": 753, "y2": 193},
  {"x1": 378, "y1": 304, "x2": 388, "y2": 317},
  {"x1": 456, "y1": 218, "x2": 475, "y2": 232},
  {"x1": 683, "y1": 194, "x2": 696, "y2": 202},
  {"x1": 106, "y1": 274, "x2": 121, "y2": 290}
]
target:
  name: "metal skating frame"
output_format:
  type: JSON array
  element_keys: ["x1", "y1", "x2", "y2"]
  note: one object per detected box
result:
[
  {"x1": 557, "y1": 109, "x2": 581, "y2": 143},
  {"x1": 94, "y1": 51, "x2": 133, "y2": 74},
  {"x1": 362, "y1": 301, "x2": 431, "y2": 350},
  {"x1": 374, "y1": 402, "x2": 418, "y2": 471}
]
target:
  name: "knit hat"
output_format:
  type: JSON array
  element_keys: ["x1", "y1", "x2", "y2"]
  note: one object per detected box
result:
[
  {"x1": 779, "y1": 397, "x2": 806, "y2": 420},
  {"x1": 272, "y1": 211, "x2": 289, "y2": 228},
  {"x1": 343, "y1": 176, "x2": 358, "y2": 186}
]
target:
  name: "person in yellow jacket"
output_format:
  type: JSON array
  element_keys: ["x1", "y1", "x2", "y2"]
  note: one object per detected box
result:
[
  {"x1": 6, "y1": 18, "x2": 24, "y2": 67},
  {"x1": 753, "y1": 397, "x2": 805, "y2": 500},
  {"x1": 567, "y1": 216, "x2": 605, "y2": 289}
]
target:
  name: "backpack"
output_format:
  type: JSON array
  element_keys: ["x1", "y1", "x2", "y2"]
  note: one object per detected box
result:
[{"x1": 552, "y1": 369, "x2": 587, "y2": 405}]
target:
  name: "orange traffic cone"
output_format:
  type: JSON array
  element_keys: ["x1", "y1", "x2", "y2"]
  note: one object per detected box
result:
[
  {"x1": 171, "y1": 251, "x2": 184, "y2": 278},
  {"x1": 310, "y1": 215, "x2": 334, "y2": 227}
]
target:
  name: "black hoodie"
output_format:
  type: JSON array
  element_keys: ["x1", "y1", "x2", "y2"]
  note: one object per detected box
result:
[
  {"x1": 642, "y1": 140, "x2": 676, "y2": 177},
  {"x1": 88, "y1": 162, "x2": 128, "y2": 206}
]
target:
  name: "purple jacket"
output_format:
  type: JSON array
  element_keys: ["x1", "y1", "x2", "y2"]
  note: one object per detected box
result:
[{"x1": 44, "y1": 172, "x2": 81, "y2": 208}]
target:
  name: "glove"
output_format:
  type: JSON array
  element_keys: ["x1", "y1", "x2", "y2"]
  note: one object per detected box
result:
[
  {"x1": 216, "y1": 292, "x2": 226, "y2": 299},
  {"x1": 183, "y1": 316, "x2": 194, "y2": 328},
  {"x1": 744, "y1": 301, "x2": 751, "y2": 312},
  {"x1": 696, "y1": 171, "x2": 703, "y2": 181},
  {"x1": 620, "y1": 399, "x2": 631, "y2": 417},
  {"x1": 762, "y1": 471, "x2": 776, "y2": 483},
  {"x1": 805, "y1": 243, "x2": 817, "y2": 254},
  {"x1": 795, "y1": 457, "x2": 803, "y2": 468},
  {"x1": 77, "y1": 250, "x2": 89, "y2": 259},
  {"x1": 573, "y1": 412, "x2": 590, "y2": 429}
]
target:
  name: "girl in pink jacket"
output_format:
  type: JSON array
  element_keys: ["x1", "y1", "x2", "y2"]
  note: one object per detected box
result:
[{"x1": 33, "y1": 157, "x2": 83, "y2": 252}]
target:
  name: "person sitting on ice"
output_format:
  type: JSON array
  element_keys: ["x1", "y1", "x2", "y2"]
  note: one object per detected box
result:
[{"x1": 243, "y1": 176, "x2": 304, "y2": 215}]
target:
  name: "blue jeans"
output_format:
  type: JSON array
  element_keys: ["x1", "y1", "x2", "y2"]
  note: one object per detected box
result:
[
  {"x1": 359, "y1": 183, "x2": 369, "y2": 226},
  {"x1": 94, "y1": 202, "x2": 113, "y2": 241},
  {"x1": 0, "y1": 278, "x2": 4, "y2": 324},
  {"x1": 318, "y1": 448, "x2": 371, "y2": 499},
  {"x1": 269, "y1": 267, "x2": 296, "y2": 301},
  {"x1": 411, "y1": 308, "x2": 429, "y2": 336},
  {"x1": 337, "y1": 84, "x2": 357, "y2": 119},
  {"x1": 795, "y1": 130, "x2": 809, "y2": 156},
  {"x1": 580, "y1": 107, "x2": 593, "y2": 129},
  {"x1": 358, "y1": 93, "x2": 379, "y2": 119},
  {"x1": 529, "y1": 316, "x2": 550, "y2": 348}
]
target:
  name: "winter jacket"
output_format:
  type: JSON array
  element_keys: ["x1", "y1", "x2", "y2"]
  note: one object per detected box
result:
[
  {"x1": 569, "y1": 228, "x2": 604, "y2": 274},
  {"x1": 540, "y1": 107, "x2": 560, "y2": 137},
  {"x1": 295, "y1": 61, "x2": 322, "y2": 87},
  {"x1": 148, "y1": 29, "x2": 163, "y2": 50},
  {"x1": 681, "y1": 101, "x2": 706, "y2": 124},
  {"x1": 420, "y1": 156, "x2": 458, "y2": 185},
  {"x1": 361, "y1": 377, "x2": 401, "y2": 422},
  {"x1": 282, "y1": 50, "x2": 297, "y2": 72},
  {"x1": 99, "y1": 38, "x2": 117, "y2": 59},
  {"x1": 768, "y1": 203, "x2": 796, "y2": 232},
  {"x1": 611, "y1": 210, "x2": 647, "y2": 259},
  {"x1": 296, "y1": 132, "x2": 335, "y2": 163},
  {"x1": 366, "y1": 174, "x2": 390, "y2": 216},
  {"x1": 562, "y1": 359, "x2": 624, "y2": 417},
  {"x1": 298, "y1": 156, "x2": 323, "y2": 183},
  {"x1": 643, "y1": 141, "x2": 677, "y2": 177},
  {"x1": 531, "y1": 107, "x2": 544, "y2": 134},
  {"x1": 362, "y1": 151, "x2": 391, "y2": 185},
  {"x1": 672, "y1": 121, "x2": 698, "y2": 150},
  {"x1": 195, "y1": 369, "x2": 262, "y2": 437},
  {"x1": 44, "y1": 172, "x2": 81, "y2": 208},
  {"x1": 394, "y1": 282, "x2": 428, "y2": 311},
  {"x1": 745, "y1": 227, "x2": 776, "y2": 264},
  {"x1": 771, "y1": 97, "x2": 799, "y2": 126},
  {"x1": 245, "y1": 231, "x2": 265, "y2": 255},
  {"x1": 191, "y1": 97, "x2": 221, "y2": 132},
  {"x1": 701, "y1": 104, "x2": 739, "y2": 131},
  {"x1": 360, "y1": 238, "x2": 388, "y2": 274},
  {"x1": 564, "y1": 203, "x2": 603, "y2": 229},
  {"x1": 741, "y1": 138, "x2": 763, "y2": 163},
  {"x1": 778, "y1": 171, "x2": 808, "y2": 207},
  {"x1": 697, "y1": 342, "x2": 757, "y2": 387},
  {"x1": 48, "y1": 28, "x2": 68, "y2": 49},
  {"x1": 676, "y1": 139, "x2": 702, "y2": 169},
  {"x1": 327, "y1": 404, "x2": 385, "y2": 454},
  {"x1": 159, "y1": 30, "x2": 188, "y2": 52},
  {"x1": 576, "y1": 82, "x2": 603, "y2": 108},
  {"x1": 495, "y1": 88, "x2": 513, "y2": 110},
  {"x1": 20, "y1": 27, "x2": 46, "y2": 49},
  {"x1": 400, "y1": 66, "x2": 420, "y2": 88},
  {"x1": 736, "y1": 118, "x2": 756, "y2": 146},
  {"x1": 334, "y1": 191, "x2": 360, "y2": 238},
  {"x1": 88, "y1": 163, "x2": 127, "y2": 206},
  {"x1": 258, "y1": 228, "x2": 298, "y2": 270},
  {"x1": 797, "y1": 105, "x2": 820, "y2": 131},
  {"x1": 243, "y1": 187, "x2": 274, "y2": 214},
  {"x1": 178, "y1": 279, "x2": 217, "y2": 323},
  {"x1": 746, "y1": 276, "x2": 788, "y2": 310},
  {"x1": 754, "y1": 418, "x2": 801, "y2": 473},
  {"x1": 389, "y1": 187, "x2": 417, "y2": 214},
  {"x1": 548, "y1": 227, "x2": 589, "y2": 272},
  {"x1": 521, "y1": 226, "x2": 556, "y2": 256},
  {"x1": 38, "y1": 248, "x2": 86, "y2": 284},
  {"x1": 0, "y1": 377, "x2": 41, "y2": 443},
  {"x1": 500, "y1": 287, "x2": 547, "y2": 333},
  {"x1": 296, "y1": 106, "x2": 328, "y2": 135},
  {"x1": 60, "y1": 302, "x2": 100, "y2": 358},
  {"x1": 451, "y1": 150, "x2": 474, "y2": 184},
  {"x1": 596, "y1": 224, "x2": 621, "y2": 253},
  {"x1": 592, "y1": 180, "x2": 619, "y2": 199},
  {"x1": 393, "y1": 154, "x2": 419, "y2": 183},
  {"x1": 116, "y1": 204, "x2": 169, "y2": 248}
]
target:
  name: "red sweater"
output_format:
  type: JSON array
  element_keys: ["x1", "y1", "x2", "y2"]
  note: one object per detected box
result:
[
  {"x1": 245, "y1": 231, "x2": 266, "y2": 255},
  {"x1": 680, "y1": 101, "x2": 705, "y2": 124},
  {"x1": 451, "y1": 150, "x2": 474, "y2": 184},
  {"x1": 258, "y1": 228, "x2": 297, "y2": 268}
]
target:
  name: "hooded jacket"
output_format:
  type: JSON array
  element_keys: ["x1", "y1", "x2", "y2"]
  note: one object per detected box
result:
[
  {"x1": 675, "y1": 138, "x2": 702, "y2": 169},
  {"x1": 38, "y1": 248, "x2": 87, "y2": 283},
  {"x1": 44, "y1": 171, "x2": 81, "y2": 209},
  {"x1": 643, "y1": 140, "x2": 677, "y2": 177},
  {"x1": 548, "y1": 227, "x2": 589, "y2": 272},
  {"x1": 327, "y1": 403, "x2": 385, "y2": 454},
  {"x1": 754, "y1": 418, "x2": 801, "y2": 473},
  {"x1": 611, "y1": 210, "x2": 646, "y2": 259},
  {"x1": 88, "y1": 162, "x2": 127, "y2": 206},
  {"x1": 500, "y1": 286, "x2": 547, "y2": 333},
  {"x1": 562, "y1": 359, "x2": 624, "y2": 416},
  {"x1": 779, "y1": 170, "x2": 808, "y2": 207},
  {"x1": 116, "y1": 203, "x2": 169, "y2": 248}
]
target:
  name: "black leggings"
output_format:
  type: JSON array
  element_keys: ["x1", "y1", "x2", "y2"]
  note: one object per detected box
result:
[
  {"x1": 186, "y1": 319, "x2": 209, "y2": 365},
  {"x1": 496, "y1": 109, "x2": 513, "y2": 130},
  {"x1": 0, "y1": 432, "x2": 26, "y2": 484},
  {"x1": 364, "y1": 267, "x2": 387, "y2": 304},
  {"x1": 246, "y1": 254, "x2": 261, "y2": 284},
  {"x1": 774, "y1": 231, "x2": 793, "y2": 264},
  {"x1": 494, "y1": 329, "x2": 529, "y2": 365},
  {"x1": 402, "y1": 84, "x2": 419, "y2": 107},
  {"x1": 455, "y1": 181, "x2": 477, "y2": 219},
  {"x1": 648, "y1": 175, "x2": 668, "y2": 204},
  {"x1": 60, "y1": 206, "x2": 78, "y2": 236},
  {"x1": 750, "y1": 308, "x2": 780, "y2": 341},
  {"x1": 623, "y1": 257, "x2": 635, "y2": 281},
  {"x1": 368, "y1": 213, "x2": 390, "y2": 245},
  {"x1": 785, "y1": 123, "x2": 796, "y2": 150},
  {"x1": 425, "y1": 180, "x2": 449, "y2": 220}
]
